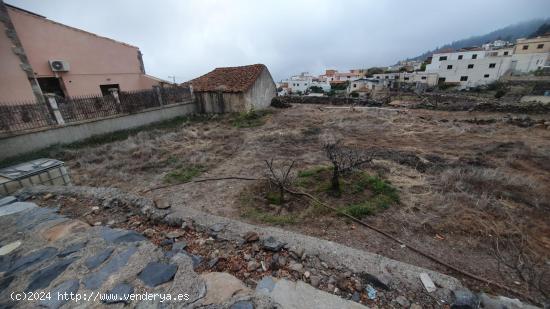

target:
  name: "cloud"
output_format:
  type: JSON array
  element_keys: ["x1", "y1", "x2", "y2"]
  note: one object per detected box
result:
[{"x1": 6, "y1": 0, "x2": 550, "y2": 81}]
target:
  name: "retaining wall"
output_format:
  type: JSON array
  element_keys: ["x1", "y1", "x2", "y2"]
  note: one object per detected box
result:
[{"x1": 0, "y1": 101, "x2": 197, "y2": 160}]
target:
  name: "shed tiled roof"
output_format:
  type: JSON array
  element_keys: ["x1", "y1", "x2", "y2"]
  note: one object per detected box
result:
[{"x1": 190, "y1": 64, "x2": 267, "y2": 93}]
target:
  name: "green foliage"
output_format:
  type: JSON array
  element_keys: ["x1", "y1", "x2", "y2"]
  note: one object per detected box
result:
[
  {"x1": 231, "y1": 109, "x2": 270, "y2": 128},
  {"x1": 297, "y1": 166, "x2": 330, "y2": 179},
  {"x1": 342, "y1": 201, "x2": 376, "y2": 218},
  {"x1": 494, "y1": 89, "x2": 507, "y2": 98},
  {"x1": 437, "y1": 82, "x2": 458, "y2": 90},
  {"x1": 343, "y1": 173, "x2": 399, "y2": 219},
  {"x1": 486, "y1": 81, "x2": 507, "y2": 91},
  {"x1": 309, "y1": 85, "x2": 324, "y2": 93},
  {"x1": 419, "y1": 63, "x2": 427, "y2": 72},
  {"x1": 330, "y1": 81, "x2": 349, "y2": 91},
  {"x1": 163, "y1": 164, "x2": 207, "y2": 184},
  {"x1": 266, "y1": 191, "x2": 284, "y2": 205}
]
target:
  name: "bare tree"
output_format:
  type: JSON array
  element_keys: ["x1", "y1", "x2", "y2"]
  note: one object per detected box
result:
[
  {"x1": 323, "y1": 141, "x2": 374, "y2": 196},
  {"x1": 492, "y1": 233, "x2": 549, "y2": 299},
  {"x1": 265, "y1": 159, "x2": 295, "y2": 204}
]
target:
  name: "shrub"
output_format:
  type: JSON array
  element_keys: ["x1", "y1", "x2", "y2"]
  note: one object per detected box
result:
[
  {"x1": 231, "y1": 109, "x2": 270, "y2": 128},
  {"x1": 164, "y1": 164, "x2": 207, "y2": 183}
]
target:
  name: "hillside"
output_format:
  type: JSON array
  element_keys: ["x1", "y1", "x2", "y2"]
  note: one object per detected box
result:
[{"x1": 406, "y1": 18, "x2": 549, "y2": 62}]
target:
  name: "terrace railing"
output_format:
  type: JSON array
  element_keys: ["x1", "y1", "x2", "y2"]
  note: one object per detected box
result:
[{"x1": 0, "y1": 86, "x2": 193, "y2": 135}]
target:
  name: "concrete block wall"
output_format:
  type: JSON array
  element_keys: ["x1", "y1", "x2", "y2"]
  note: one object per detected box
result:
[{"x1": 0, "y1": 101, "x2": 197, "y2": 160}]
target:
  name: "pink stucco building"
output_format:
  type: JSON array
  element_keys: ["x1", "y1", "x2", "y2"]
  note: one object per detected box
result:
[{"x1": 0, "y1": 2, "x2": 164, "y2": 104}]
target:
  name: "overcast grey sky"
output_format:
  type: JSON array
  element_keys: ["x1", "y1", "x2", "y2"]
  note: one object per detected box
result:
[{"x1": 6, "y1": 0, "x2": 550, "y2": 82}]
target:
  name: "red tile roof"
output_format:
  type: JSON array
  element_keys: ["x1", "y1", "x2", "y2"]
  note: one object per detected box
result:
[{"x1": 190, "y1": 64, "x2": 267, "y2": 93}]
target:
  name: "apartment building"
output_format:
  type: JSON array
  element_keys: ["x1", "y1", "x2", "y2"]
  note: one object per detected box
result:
[
  {"x1": 425, "y1": 36, "x2": 549, "y2": 87},
  {"x1": 0, "y1": 2, "x2": 164, "y2": 103}
]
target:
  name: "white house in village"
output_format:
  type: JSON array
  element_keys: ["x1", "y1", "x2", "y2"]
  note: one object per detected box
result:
[
  {"x1": 347, "y1": 78, "x2": 387, "y2": 96},
  {"x1": 372, "y1": 72, "x2": 439, "y2": 86},
  {"x1": 426, "y1": 36, "x2": 549, "y2": 87}
]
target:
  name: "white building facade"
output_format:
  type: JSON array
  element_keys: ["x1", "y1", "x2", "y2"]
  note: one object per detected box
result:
[{"x1": 426, "y1": 37, "x2": 549, "y2": 87}]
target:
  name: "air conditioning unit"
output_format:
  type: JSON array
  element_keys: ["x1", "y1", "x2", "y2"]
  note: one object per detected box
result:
[{"x1": 49, "y1": 60, "x2": 70, "y2": 72}]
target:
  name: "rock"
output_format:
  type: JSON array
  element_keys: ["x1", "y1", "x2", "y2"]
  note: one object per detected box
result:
[
  {"x1": 478, "y1": 293, "x2": 535, "y2": 309},
  {"x1": 290, "y1": 247, "x2": 305, "y2": 259},
  {"x1": 261, "y1": 260, "x2": 268, "y2": 272},
  {"x1": 352, "y1": 291, "x2": 360, "y2": 302},
  {"x1": 39, "y1": 279, "x2": 79, "y2": 309},
  {"x1": 187, "y1": 254, "x2": 203, "y2": 270},
  {"x1": 101, "y1": 228, "x2": 146, "y2": 244},
  {"x1": 419, "y1": 272, "x2": 436, "y2": 293},
  {"x1": 353, "y1": 279, "x2": 363, "y2": 292},
  {"x1": 159, "y1": 239, "x2": 174, "y2": 246},
  {"x1": 93, "y1": 221, "x2": 102, "y2": 226},
  {"x1": 84, "y1": 248, "x2": 114, "y2": 270},
  {"x1": 321, "y1": 261, "x2": 329, "y2": 269},
  {"x1": 154, "y1": 198, "x2": 171, "y2": 209},
  {"x1": 0, "y1": 202, "x2": 36, "y2": 217},
  {"x1": 395, "y1": 296, "x2": 410, "y2": 308},
  {"x1": 210, "y1": 223, "x2": 226, "y2": 233},
  {"x1": 200, "y1": 272, "x2": 251, "y2": 305},
  {"x1": 336, "y1": 275, "x2": 348, "y2": 291},
  {"x1": 165, "y1": 230, "x2": 185, "y2": 239},
  {"x1": 410, "y1": 304, "x2": 422, "y2": 309},
  {"x1": 83, "y1": 247, "x2": 137, "y2": 289},
  {"x1": 26, "y1": 257, "x2": 78, "y2": 291},
  {"x1": 58, "y1": 241, "x2": 87, "y2": 257},
  {"x1": 91, "y1": 206, "x2": 100, "y2": 214},
  {"x1": 230, "y1": 261, "x2": 242, "y2": 272},
  {"x1": 360, "y1": 273, "x2": 389, "y2": 290},
  {"x1": 310, "y1": 275, "x2": 321, "y2": 287},
  {"x1": 243, "y1": 231, "x2": 259, "y2": 243},
  {"x1": 0, "y1": 196, "x2": 17, "y2": 207},
  {"x1": 262, "y1": 236, "x2": 284, "y2": 252},
  {"x1": 230, "y1": 300, "x2": 254, "y2": 309},
  {"x1": 257, "y1": 277, "x2": 367, "y2": 309},
  {"x1": 208, "y1": 257, "x2": 219, "y2": 269},
  {"x1": 0, "y1": 240, "x2": 22, "y2": 256},
  {"x1": 163, "y1": 214, "x2": 183, "y2": 227},
  {"x1": 304, "y1": 271, "x2": 311, "y2": 279},
  {"x1": 43, "y1": 193, "x2": 54, "y2": 201},
  {"x1": 172, "y1": 241, "x2": 187, "y2": 252},
  {"x1": 138, "y1": 262, "x2": 178, "y2": 287},
  {"x1": 278, "y1": 255, "x2": 287, "y2": 267},
  {"x1": 103, "y1": 283, "x2": 134, "y2": 304},
  {"x1": 7, "y1": 247, "x2": 58, "y2": 274},
  {"x1": 451, "y1": 288, "x2": 479, "y2": 309},
  {"x1": 289, "y1": 262, "x2": 304, "y2": 273},
  {"x1": 247, "y1": 260, "x2": 260, "y2": 271}
]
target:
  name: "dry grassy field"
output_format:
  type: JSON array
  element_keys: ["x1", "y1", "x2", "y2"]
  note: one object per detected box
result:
[{"x1": 57, "y1": 104, "x2": 550, "y2": 302}]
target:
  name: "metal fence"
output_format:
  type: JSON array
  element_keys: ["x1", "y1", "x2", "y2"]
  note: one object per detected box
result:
[
  {"x1": 0, "y1": 100, "x2": 56, "y2": 133},
  {"x1": 0, "y1": 86, "x2": 193, "y2": 135}
]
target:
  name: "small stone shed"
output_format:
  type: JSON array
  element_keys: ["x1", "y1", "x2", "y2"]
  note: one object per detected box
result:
[{"x1": 190, "y1": 64, "x2": 276, "y2": 113}]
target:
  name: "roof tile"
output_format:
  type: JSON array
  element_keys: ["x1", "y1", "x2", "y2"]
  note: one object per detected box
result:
[{"x1": 191, "y1": 64, "x2": 266, "y2": 93}]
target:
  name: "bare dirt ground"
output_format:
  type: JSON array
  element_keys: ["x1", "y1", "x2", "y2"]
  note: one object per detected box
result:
[{"x1": 59, "y1": 104, "x2": 550, "y2": 303}]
